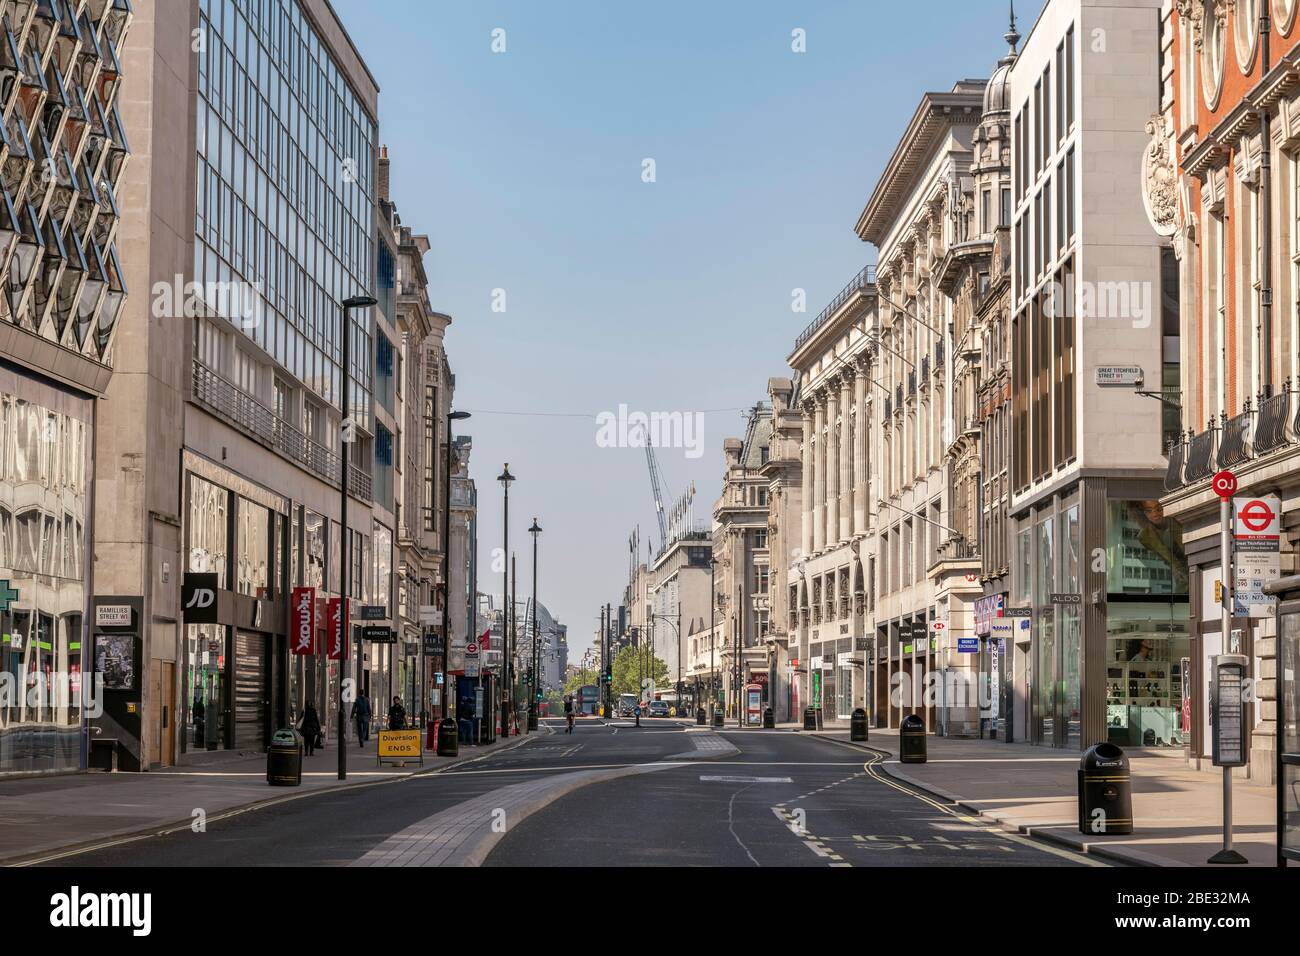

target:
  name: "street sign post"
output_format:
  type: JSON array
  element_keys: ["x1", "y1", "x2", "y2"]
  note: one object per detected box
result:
[{"x1": 1209, "y1": 469, "x2": 1244, "y2": 865}]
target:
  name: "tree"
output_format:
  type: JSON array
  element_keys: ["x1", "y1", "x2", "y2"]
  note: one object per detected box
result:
[
  {"x1": 562, "y1": 672, "x2": 585, "y2": 695},
  {"x1": 610, "y1": 644, "x2": 668, "y2": 697}
]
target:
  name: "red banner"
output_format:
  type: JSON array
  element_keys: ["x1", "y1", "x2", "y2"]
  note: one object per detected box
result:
[
  {"x1": 326, "y1": 597, "x2": 349, "y2": 660},
  {"x1": 290, "y1": 587, "x2": 316, "y2": 655}
]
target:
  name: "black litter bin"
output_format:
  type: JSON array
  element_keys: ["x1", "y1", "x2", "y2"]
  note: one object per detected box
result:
[
  {"x1": 850, "y1": 708, "x2": 869, "y2": 742},
  {"x1": 527, "y1": 704, "x2": 539, "y2": 731},
  {"x1": 803, "y1": 707, "x2": 817, "y2": 731},
  {"x1": 267, "y1": 728, "x2": 303, "y2": 786},
  {"x1": 437, "y1": 717, "x2": 459, "y2": 757},
  {"x1": 712, "y1": 708, "x2": 724, "y2": 728},
  {"x1": 696, "y1": 707, "x2": 706, "y2": 725},
  {"x1": 899, "y1": 714, "x2": 927, "y2": 763},
  {"x1": 762, "y1": 706, "x2": 775, "y2": 729},
  {"x1": 1077, "y1": 742, "x2": 1132, "y2": 834}
]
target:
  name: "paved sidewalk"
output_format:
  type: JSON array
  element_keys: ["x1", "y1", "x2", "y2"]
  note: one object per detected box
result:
[
  {"x1": 792, "y1": 726, "x2": 1274, "y2": 867},
  {"x1": 0, "y1": 731, "x2": 536, "y2": 865}
]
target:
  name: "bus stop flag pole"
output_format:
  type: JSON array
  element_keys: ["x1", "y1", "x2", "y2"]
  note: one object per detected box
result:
[{"x1": 1209, "y1": 470, "x2": 1247, "y2": 864}]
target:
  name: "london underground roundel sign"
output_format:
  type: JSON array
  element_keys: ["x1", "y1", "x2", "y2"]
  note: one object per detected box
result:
[
  {"x1": 1238, "y1": 498, "x2": 1276, "y2": 533},
  {"x1": 1212, "y1": 469, "x2": 1238, "y2": 499}
]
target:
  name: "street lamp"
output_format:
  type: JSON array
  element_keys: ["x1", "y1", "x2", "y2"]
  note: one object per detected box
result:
[
  {"x1": 438, "y1": 410, "x2": 471, "y2": 754},
  {"x1": 528, "y1": 517, "x2": 542, "y2": 730},
  {"x1": 735, "y1": 583, "x2": 743, "y2": 729},
  {"x1": 709, "y1": 556, "x2": 718, "y2": 723},
  {"x1": 337, "y1": 293, "x2": 376, "y2": 781},
  {"x1": 498, "y1": 465, "x2": 515, "y2": 737}
]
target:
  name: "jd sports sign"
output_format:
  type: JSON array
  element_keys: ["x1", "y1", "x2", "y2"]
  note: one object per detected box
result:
[{"x1": 182, "y1": 573, "x2": 219, "y2": 623}]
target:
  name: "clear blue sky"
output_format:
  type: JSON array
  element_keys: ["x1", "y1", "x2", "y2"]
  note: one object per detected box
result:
[{"x1": 332, "y1": 0, "x2": 1043, "y2": 659}]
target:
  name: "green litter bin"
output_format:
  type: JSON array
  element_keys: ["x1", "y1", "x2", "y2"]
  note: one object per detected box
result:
[{"x1": 267, "y1": 728, "x2": 303, "y2": 786}]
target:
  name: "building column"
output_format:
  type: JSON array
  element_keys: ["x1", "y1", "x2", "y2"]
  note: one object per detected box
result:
[
  {"x1": 801, "y1": 407, "x2": 813, "y2": 559},
  {"x1": 853, "y1": 364, "x2": 867, "y2": 536},
  {"x1": 812, "y1": 396, "x2": 826, "y2": 553},
  {"x1": 838, "y1": 374, "x2": 852, "y2": 544},
  {"x1": 825, "y1": 388, "x2": 839, "y2": 546}
]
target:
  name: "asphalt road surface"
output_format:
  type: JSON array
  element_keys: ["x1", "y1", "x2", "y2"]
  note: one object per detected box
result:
[{"x1": 41, "y1": 719, "x2": 1098, "y2": 867}]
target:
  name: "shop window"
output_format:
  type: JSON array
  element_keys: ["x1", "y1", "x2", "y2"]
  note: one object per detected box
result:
[
  {"x1": 235, "y1": 497, "x2": 270, "y2": 597},
  {"x1": 1105, "y1": 603, "x2": 1189, "y2": 748},
  {"x1": 1105, "y1": 500, "x2": 1188, "y2": 596},
  {"x1": 188, "y1": 474, "x2": 229, "y2": 587}
]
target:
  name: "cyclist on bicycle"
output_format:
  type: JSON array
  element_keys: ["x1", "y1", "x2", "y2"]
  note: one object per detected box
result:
[{"x1": 563, "y1": 694, "x2": 575, "y2": 734}]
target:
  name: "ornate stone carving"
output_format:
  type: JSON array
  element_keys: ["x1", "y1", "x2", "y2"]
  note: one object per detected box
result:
[
  {"x1": 1179, "y1": 0, "x2": 1231, "y2": 51},
  {"x1": 1141, "y1": 114, "x2": 1178, "y2": 237}
]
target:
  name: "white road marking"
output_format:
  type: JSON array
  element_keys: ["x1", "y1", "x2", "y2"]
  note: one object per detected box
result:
[{"x1": 699, "y1": 775, "x2": 793, "y2": 784}]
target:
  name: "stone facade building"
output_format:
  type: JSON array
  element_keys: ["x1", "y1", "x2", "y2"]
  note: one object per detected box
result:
[
  {"x1": 712, "y1": 403, "x2": 775, "y2": 722},
  {"x1": 1158, "y1": 0, "x2": 1300, "y2": 783},
  {"x1": 787, "y1": 268, "x2": 878, "y2": 726}
]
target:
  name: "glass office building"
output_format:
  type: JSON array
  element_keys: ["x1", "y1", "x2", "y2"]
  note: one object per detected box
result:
[
  {"x1": 194, "y1": 0, "x2": 376, "y2": 429},
  {"x1": 183, "y1": 0, "x2": 380, "y2": 751}
]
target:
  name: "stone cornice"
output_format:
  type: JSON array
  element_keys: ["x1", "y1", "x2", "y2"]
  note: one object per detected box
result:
[{"x1": 856, "y1": 88, "x2": 986, "y2": 245}]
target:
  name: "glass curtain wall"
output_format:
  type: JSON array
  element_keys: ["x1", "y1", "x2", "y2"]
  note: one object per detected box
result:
[{"x1": 0, "y1": 389, "x2": 91, "y2": 774}]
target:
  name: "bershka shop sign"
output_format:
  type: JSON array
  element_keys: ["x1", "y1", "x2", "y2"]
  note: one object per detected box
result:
[{"x1": 290, "y1": 587, "x2": 316, "y2": 655}]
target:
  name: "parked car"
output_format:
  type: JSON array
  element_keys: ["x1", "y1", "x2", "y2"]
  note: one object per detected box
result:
[{"x1": 648, "y1": 700, "x2": 670, "y2": 718}]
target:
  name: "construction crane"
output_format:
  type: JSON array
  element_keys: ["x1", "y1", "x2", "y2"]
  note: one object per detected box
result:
[{"x1": 645, "y1": 443, "x2": 669, "y2": 556}]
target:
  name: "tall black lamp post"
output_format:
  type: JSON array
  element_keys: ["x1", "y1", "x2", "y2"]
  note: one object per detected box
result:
[
  {"x1": 336, "y1": 294, "x2": 375, "y2": 781},
  {"x1": 498, "y1": 465, "x2": 515, "y2": 736},
  {"x1": 438, "y1": 410, "x2": 471, "y2": 754},
  {"x1": 709, "y1": 556, "x2": 717, "y2": 723},
  {"x1": 528, "y1": 517, "x2": 542, "y2": 729}
]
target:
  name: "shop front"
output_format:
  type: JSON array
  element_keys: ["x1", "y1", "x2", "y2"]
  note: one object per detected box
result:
[
  {"x1": 180, "y1": 462, "x2": 288, "y2": 755},
  {"x1": 0, "y1": 368, "x2": 94, "y2": 775},
  {"x1": 1014, "y1": 482, "x2": 1189, "y2": 751},
  {"x1": 974, "y1": 593, "x2": 1010, "y2": 739}
]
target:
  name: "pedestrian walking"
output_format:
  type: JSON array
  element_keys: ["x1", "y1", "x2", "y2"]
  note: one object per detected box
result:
[
  {"x1": 563, "y1": 694, "x2": 575, "y2": 734},
  {"x1": 351, "y1": 690, "x2": 372, "y2": 747},
  {"x1": 388, "y1": 695, "x2": 407, "y2": 730},
  {"x1": 299, "y1": 701, "x2": 322, "y2": 756}
]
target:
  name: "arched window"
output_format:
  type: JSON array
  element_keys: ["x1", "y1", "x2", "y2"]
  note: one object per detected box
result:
[
  {"x1": 1235, "y1": 0, "x2": 1259, "y2": 72},
  {"x1": 1276, "y1": 0, "x2": 1298, "y2": 36},
  {"x1": 1201, "y1": 0, "x2": 1227, "y2": 110}
]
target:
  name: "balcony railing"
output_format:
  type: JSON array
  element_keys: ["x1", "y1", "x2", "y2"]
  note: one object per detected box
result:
[
  {"x1": 192, "y1": 358, "x2": 372, "y2": 502},
  {"x1": 1217, "y1": 408, "x2": 1254, "y2": 469},
  {"x1": 937, "y1": 536, "x2": 979, "y2": 561},
  {"x1": 1181, "y1": 422, "x2": 1219, "y2": 486},
  {"x1": 349, "y1": 464, "x2": 373, "y2": 501},
  {"x1": 1163, "y1": 436, "x2": 1187, "y2": 492},
  {"x1": 1255, "y1": 388, "x2": 1292, "y2": 454},
  {"x1": 793, "y1": 264, "x2": 877, "y2": 353},
  {"x1": 1167, "y1": 386, "x2": 1300, "y2": 493}
]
